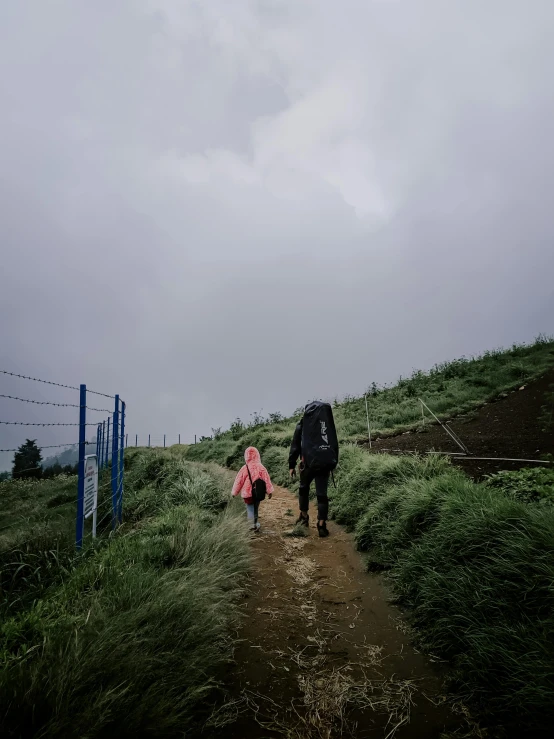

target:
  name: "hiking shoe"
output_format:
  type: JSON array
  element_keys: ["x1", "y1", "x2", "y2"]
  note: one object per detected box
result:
[
  {"x1": 296, "y1": 514, "x2": 309, "y2": 527},
  {"x1": 317, "y1": 521, "x2": 329, "y2": 538}
]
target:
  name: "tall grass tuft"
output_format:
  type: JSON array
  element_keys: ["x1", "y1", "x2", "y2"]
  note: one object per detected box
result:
[
  {"x1": 0, "y1": 449, "x2": 250, "y2": 738},
  {"x1": 333, "y1": 454, "x2": 554, "y2": 732}
]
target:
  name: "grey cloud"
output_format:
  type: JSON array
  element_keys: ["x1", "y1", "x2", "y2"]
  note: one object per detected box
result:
[{"x1": 2, "y1": 0, "x2": 554, "y2": 469}]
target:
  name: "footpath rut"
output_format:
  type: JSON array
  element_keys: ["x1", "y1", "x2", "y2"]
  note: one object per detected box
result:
[{"x1": 210, "y1": 486, "x2": 466, "y2": 739}]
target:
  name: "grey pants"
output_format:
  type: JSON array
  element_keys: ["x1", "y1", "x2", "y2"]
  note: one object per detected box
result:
[{"x1": 298, "y1": 465, "x2": 329, "y2": 521}]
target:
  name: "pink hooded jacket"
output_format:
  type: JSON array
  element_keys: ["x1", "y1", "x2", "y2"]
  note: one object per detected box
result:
[{"x1": 232, "y1": 447, "x2": 274, "y2": 503}]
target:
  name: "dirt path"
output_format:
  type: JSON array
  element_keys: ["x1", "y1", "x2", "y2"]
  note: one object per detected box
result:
[{"x1": 210, "y1": 487, "x2": 464, "y2": 739}]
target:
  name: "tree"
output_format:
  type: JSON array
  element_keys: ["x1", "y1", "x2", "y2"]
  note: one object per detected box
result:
[
  {"x1": 12, "y1": 439, "x2": 42, "y2": 480},
  {"x1": 0, "y1": 471, "x2": 10, "y2": 482}
]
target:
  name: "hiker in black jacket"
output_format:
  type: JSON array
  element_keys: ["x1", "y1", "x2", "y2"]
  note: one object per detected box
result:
[{"x1": 288, "y1": 402, "x2": 339, "y2": 538}]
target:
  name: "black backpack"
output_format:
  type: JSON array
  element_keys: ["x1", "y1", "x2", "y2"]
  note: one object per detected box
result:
[
  {"x1": 245, "y1": 464, "x2": 267, "y2": 502},
  {"x1": 301, "y1": 401, "x2": 339, "y2": 473}
]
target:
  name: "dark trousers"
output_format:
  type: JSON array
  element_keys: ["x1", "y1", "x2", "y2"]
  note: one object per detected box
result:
[{"x1": 298, "y1": 465, "x2": 329, "y2": 521}]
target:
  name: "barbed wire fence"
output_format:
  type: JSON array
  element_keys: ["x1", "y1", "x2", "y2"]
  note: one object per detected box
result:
[{"x1": 0, "y1": 370, "x2": 126, "y2": 548}]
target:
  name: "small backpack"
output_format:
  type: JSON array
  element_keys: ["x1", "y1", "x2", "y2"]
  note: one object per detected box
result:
[
  {"x1": 245, "y1": 464, "x2": 267, "y2": 502},
  {"x1": 301, "y1": 401, "x2": 339, "y2": 473}
]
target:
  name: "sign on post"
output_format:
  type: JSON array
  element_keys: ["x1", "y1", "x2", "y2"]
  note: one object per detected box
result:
[{"x1": 84, "y1": 454, "x2": 99, "y2": 537}]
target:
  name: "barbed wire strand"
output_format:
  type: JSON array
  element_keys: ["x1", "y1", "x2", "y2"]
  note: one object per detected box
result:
[
  {"x1": 0, "y1": 442, "x2": 85, "y2": 452},
  {"x1": 1, "y1": 516, "x2": 113, "y2": 556},
  {"x1": 96, "y1": 509, "x2": 115, "y2": 529},
  {"x1": 0, "y1": 394, "x2": 112, "y2": 413},
  {"x1": 0, "y1": 370, "x2": 115, "y2": 399},
  {"x1": 0, "y1": 421, "x2": 102, "y2": 427},
  {"x1": 0, "y1": 495, "x2": 117, "y2": 536},
  {"x1": 1, "y1": 466, "x2": 75, "y2": 478}
]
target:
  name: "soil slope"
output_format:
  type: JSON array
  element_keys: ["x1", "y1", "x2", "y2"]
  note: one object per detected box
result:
[{"x1": 367, "y1": 368, "x2": 554, "y2": 479}]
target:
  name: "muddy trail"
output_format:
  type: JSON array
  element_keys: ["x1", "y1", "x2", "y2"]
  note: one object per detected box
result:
[{"x1": 209, "y1": 488, "x2": 467, "y2": 739}]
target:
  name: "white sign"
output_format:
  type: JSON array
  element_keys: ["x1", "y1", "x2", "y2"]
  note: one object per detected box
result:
[{"x1": 84, "y1": 455, "x2": 98, "y2": 520}]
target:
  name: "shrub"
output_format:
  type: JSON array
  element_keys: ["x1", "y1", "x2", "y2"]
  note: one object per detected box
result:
[{"x1": 485, "y1": 466, "x2": 554, "y2": 506}]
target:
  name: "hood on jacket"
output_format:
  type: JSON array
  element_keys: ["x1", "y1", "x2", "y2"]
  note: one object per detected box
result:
[{"x1": 244, "y1": 446, "x2": 261, "y2": 465}]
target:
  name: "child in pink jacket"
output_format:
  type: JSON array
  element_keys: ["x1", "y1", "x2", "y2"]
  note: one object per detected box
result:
[{"x1": 231, "y1": 446, "x2": 274, "y2": 531}]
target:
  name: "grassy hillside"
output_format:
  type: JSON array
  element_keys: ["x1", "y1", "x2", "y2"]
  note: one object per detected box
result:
[
  {"x1": 186, "y1": 337, "x2": 554, "y2": 473},
  {"x1": 0, "y1": 471, "x2": 114, "y2": 617},
  {"x1": 330, "y1": 448, "x2": 554, "y2": 732},
  {"x1": 0, "y1": 448, "x2": 250, "y2": 738},
  {"x1": 184, "y1": 337, "x2": 554, "y2": 734}
]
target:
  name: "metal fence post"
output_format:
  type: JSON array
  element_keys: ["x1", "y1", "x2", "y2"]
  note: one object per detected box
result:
[
  {"x1": 101, "y1": 420, "x2": 106, "y2": 470},
  {"x1": 148, "y1": 433, "x2": 150, "y2": 448},
  {"x1": 135, "y1": 434, "x2": 138, "y2": 447},
  {"x1": 125, "y1": 433, "x2": 128, "y2": 448},
  {"x1": 118, "y1": 401, "x2": 125, "y2": 523},
  {"x1": 178, "y1": 433, "x2": 181, "y2": 444},
  {"x1": 164, "y1": 434, "x2": 166, "y2": 448},
  {"x1": 76, "y1": 384, "x2": 87, "y2": 549},
  {"x1": 106, "y1": 416, "x2": 110, "y2": 468},
  {"x1": 365, "y1": 394, "x2": 372, "y2": 449},
  {"x1": 96, "y1": 423, "x2": 101, "y2": 461},
  {"x1": 111, "y1": 395, "x2": 119, "y2": 529}
]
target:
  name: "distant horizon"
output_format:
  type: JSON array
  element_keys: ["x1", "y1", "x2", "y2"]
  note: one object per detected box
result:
[{"x1": 4, "y1": 334, "x2": 552, "y2": 473}]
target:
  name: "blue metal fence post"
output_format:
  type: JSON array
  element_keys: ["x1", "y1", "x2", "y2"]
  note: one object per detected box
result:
[
  {"x1": 106, "y1": 417, "x2": 110, "y2": 468},
  {"x1": 96, "y1": 424, "x2": 101, "y2": 462},
  {"x1": 111, "y1": 395, "x2": 119, "y2": 529},
  {"x1": 76, "y1": 384, "x2": 87, "y2": 549},
  {"x1": 101, "y1": 420, "x2": 106, "y2": 470},
  {"x1": 118, "y1": 401, "x2": 125, "y2": 523}
]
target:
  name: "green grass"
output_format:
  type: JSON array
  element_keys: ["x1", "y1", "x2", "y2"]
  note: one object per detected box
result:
[
  {"x1": 0, "y1": 472, "x2": 114, "y2": 617},
  {"x1": 485, "y1": 464, "x2": 554, "y2": 506},
  {"x1": 186, "y1": 337, "x2": 554, "y2": 466},
  {"x1": 183, "y1": 337, "x2": 554, "y2": 734},
  {"x1": 0, "y1": 447, "x2": 250, "y2": 738},
  {"x1": 284, "y1": 522, "x2": 308, "y2": 537},
  {"x1": 329, "y1": 450, "x2": 554, "y2": 732}
]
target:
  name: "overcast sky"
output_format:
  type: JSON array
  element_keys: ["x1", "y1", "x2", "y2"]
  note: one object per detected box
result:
[{"x1": 2, "y1": 0, "x2": 554, "y2": 468}]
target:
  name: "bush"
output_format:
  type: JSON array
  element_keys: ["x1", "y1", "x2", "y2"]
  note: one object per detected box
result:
[{"x1": 485, "y1": 465, "x2": 554, "y2": 506}]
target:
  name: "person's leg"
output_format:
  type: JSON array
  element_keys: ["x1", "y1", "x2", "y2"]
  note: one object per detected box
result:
[
  {"x1": 315, "y1": 472, "x2": 330, "y2": 536},
  {"x1": 246, "y1": 502, "x2": 256, "y2": 528},
  {"x1": 254, "y1": 499, "x2": 260, "y2": 529},
  {"x1": 297, "y1": 465, "x2": 313, "y2": 525}
]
